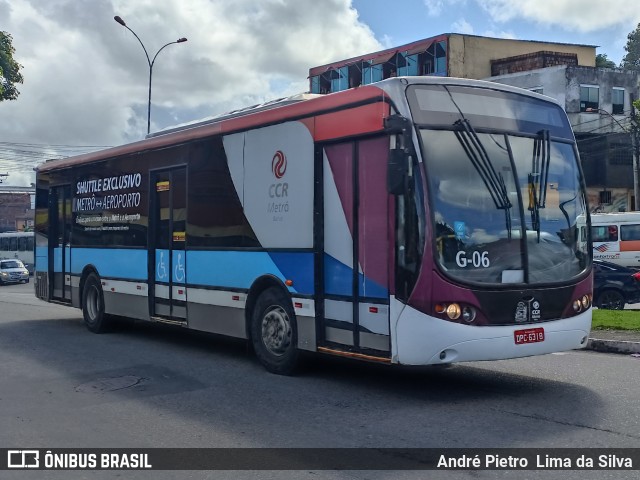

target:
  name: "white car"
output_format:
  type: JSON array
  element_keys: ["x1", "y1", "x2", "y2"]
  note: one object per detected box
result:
[{"x1": 0, "y1": 259, "x2": 30, "y2": 285}]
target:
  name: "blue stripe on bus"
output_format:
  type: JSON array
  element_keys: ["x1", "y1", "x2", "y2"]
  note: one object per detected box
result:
[
  {"x1": 186, "y1": 251, "x2": 314, "y2": 295},
  {"x1": 267, "y1": 252, "x2": 314, "y2": 294},
  {"x1": 52, "y1": 247, "x2": 70, "y2": 272},
  {"x1": 70, "y1": 248, "x2": 148, "y2": 280},
  {"x1": 324, "y1": 254, "x2": 352, "y2": 296},
  {"x1": 324, "y1": 254, "x2": 388, "y2": 299},
  {"x1": 44, "y1": 247, "x2": 315, "y2": 295},
  {"x1": 35, "y1": 246, "x2": 48, "y2": 272}
]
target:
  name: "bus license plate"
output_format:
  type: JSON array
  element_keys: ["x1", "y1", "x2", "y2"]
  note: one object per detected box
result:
[{"x1": 514, "y1": 327, "x2": 545, "y2": 345}]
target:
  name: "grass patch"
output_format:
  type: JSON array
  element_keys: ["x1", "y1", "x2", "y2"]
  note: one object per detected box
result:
[{"x1": 592, "y1": 309, "x2": 640, "y2": 331}]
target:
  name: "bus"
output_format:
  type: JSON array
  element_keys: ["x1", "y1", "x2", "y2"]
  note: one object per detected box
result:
[
  {"x1": 33, "y1": 77, "x2": 592, "y2": 374},
  {"x1": 0, "y1": 231, "x2": 35, "y2": 274},
  {"x1": 580, "y1": 212, "x2": 640, "y2": 268}
]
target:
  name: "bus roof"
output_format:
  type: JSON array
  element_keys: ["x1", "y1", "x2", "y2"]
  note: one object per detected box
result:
[
  {"x1": 37, "y1": 76, "x2": 565, "y2": 173},
  {"x1": 589, "y1": 212, "x2": 640, "y2": 224},
  {"x1": 37, "y1": 85, "x2": 390, "y2": 173}
]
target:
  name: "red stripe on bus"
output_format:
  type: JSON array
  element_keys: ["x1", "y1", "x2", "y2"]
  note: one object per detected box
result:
[{"x1": 620, "y1": 240, "x2": 640, "y2": 251}]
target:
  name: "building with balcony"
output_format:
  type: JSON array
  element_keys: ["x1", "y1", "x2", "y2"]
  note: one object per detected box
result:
[
  {"x1": 489, "y1": 65, "x2": 640, "y2": 213},
  {"x1": 308, "y1": 33, "x2": 640, "y2": 213},
  {"x1": 308, "y1": 33, "x2": 596, "y2": 94}
]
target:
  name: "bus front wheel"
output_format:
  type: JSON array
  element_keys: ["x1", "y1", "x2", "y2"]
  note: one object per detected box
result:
[
  {"x1": 251, "y1": 287, "x2": 299, "y2": 375},
  {"x1": 82, "y1": 273, "x2": 110, "y2": 333}
]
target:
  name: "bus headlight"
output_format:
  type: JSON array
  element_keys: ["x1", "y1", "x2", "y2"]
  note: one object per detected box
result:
[
  {"x1": 446, "y1": 303, "x2": 461, "y2": 320},
  {"x1": 573, "y1": 299, "x2": 582, "y2": 312},
  {"x1": 461, "y1": 306, "x2": 476, "y2": 323},
  {"x1": 581, "y1": 295, "x2": 591, "y2": 309}
]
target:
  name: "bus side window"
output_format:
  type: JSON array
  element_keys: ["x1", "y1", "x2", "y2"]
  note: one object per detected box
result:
[
  {"x1": 621, "y1": 224, "x2": 640, "y2": 241},
  {"x1": 591, "y1": 225, "x2": 617, "y2": 242}
]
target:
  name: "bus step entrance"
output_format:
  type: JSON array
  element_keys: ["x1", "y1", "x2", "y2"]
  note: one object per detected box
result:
[
  {"x1": 150, "y1": 316, "x2": 187, "y2": 326},
  {"x1": 317, "y1": 346, "x2": 391, "y2": 364}
]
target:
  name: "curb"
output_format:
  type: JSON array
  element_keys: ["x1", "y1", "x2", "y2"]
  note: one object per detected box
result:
[{"x1": 586, "y1": 338, "x2": 640, "y2": 355}]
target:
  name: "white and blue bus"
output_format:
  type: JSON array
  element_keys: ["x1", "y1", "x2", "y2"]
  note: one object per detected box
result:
[
  {"x1": 0, "y1": 231, "x2": 35, "y2": 274},
  {"x1": 34, "y1": 77, "x2": 592, "y2": 374}
]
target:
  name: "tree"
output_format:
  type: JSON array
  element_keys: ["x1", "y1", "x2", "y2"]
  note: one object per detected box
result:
[
  {"x1": 0, "y1": 31, "x2": 23, "y2": 101},
  {"x1": 596, "y1": 53, "x2": 616, "y2": 69},
  {"x1": 621, "y1": 22, "x2": 640, "y2": 71}
]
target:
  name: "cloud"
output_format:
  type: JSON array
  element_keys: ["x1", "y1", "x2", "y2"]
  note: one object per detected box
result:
[
  {"x1": 0, "y1": 0, "x2": 381, "y2": 184},
  {"x1": 424, "y1": 0, "x2": 467, "y2": 17},
  {"x1": 476, "y1": 0, "x2": 640, "y2": 32},
  {"x1": 452, "y1": 18, "x2": 474, "y2": 35}
]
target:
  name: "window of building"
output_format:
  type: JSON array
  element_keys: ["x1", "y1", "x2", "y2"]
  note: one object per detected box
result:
[
  {"x1": 330, "y1": 66, "x2": 349, "y2": 93},
  {"x1": 580, "y1": 85, "x2": 599, "y2": 112},
  {"x1": 612, "y1": 87, "x2": 625, "y2": 115},
  {"x1": 599, "y1": 190, "x2": 612, "y2": 205},
  {"x1": 362, "y1": 62, "x2": 383, "y2": 85},
  {"x1": 310, "y1": 76, "x2": 320, "y2": 94},
  {"x1": 609, "y1": 138, "x2": 633, "y2": 165}
]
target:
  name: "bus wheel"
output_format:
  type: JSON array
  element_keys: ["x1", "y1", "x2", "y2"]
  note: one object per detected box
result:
[
  {"x1": 596, "y1": 289, "x2": 625, "y2": 310},
  {"x1": 251, "y1": 287, "x2": 299, "y2": 375},
  {"x1": 82, "y1": 273, "x2": 110, "y2": 333}
]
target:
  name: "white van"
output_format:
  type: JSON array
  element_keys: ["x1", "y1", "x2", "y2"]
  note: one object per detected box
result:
[{"x1": 580, "y1": 212, "x2": 640, "y2": 268}]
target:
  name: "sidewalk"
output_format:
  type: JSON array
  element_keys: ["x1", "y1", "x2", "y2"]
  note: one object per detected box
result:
[{"x1": 587, "y1": 329, "x2": 640, "y2": 355}]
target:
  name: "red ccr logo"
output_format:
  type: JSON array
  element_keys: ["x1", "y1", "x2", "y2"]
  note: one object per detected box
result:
[{"x1": 272, "y1": 151, "x2": 287, "y2": 179}]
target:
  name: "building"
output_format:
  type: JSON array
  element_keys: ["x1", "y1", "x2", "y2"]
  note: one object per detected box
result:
[
  {"x1": 308, "y1": 33, "x2": 640, "y2": 213},
  {"x1": 308, "y1": 33, "x2": 596, "y2": 94},
  {"x1": 490, "y1": 65, "x2": 640, "y2": 213},
  {"x1": 0, "y1": 185, "x2": 35, "y2": 232}
]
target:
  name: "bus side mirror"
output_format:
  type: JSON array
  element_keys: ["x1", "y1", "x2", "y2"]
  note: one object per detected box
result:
[
  {"x1": 388, "y1": 148, "x2": 408, "y2": 195},
  {"x1": 384, "y1": 115, "x2": 413, "y2": 196}
]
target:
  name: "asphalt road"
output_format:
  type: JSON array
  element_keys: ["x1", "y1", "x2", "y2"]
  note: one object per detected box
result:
[{"x1": 0, "y1": 281, "x2": 639, "y2": 480}]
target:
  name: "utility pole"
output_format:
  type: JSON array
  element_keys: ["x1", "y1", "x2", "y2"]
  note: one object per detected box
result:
[{"x1": 631, "y1": 94, "x2": 640, "y2": 211}]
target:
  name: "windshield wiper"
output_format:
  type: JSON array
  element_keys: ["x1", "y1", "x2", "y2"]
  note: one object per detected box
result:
[
  {"x1": 453, "y1": 118, "x2": 513, "y2": 237},
  {"x1": 528, "y1": 129, "x2": 551, "y2": 242}
]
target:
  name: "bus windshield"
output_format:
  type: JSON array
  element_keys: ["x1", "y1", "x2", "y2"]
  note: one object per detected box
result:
[{"x1": 408, "y1": 84, "x2": 589, "y2": 285}]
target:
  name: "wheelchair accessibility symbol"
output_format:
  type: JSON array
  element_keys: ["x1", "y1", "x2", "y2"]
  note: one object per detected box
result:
[
  {"x1": 174, "y1": 252, "x2": 185, "y2": 283},
  {"x1": 156, "y1": 251, "x2": 169, "y2": 282}
]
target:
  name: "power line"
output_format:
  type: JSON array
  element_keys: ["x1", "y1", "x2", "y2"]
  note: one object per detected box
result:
[{"x1": 0, "y1": 141, "x2": 112, "y2": 178}]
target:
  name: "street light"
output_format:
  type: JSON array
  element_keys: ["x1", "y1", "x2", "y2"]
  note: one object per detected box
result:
[
  {"x1": 586, "y1": 107, "x2": 639, "y2": 210},
  {"x1": 114, "y1": 15, "x2": 187, "y2": 135}
]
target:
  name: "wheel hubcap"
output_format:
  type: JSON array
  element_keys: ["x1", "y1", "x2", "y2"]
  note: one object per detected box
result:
[
  {"x1": 261, "y1": 306, "x2": 292, "y2": 356},
  {"x1": 86, "y1": 286, "x2": 99, "y2": 321}
]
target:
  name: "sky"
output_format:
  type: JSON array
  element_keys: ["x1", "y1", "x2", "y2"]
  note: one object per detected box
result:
[{"x1": 1, "y1": 0, "x2": 640, "y2": 186}]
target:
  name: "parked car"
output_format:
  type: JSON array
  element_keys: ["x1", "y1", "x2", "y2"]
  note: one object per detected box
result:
[
  {"x1": 593, "y1": 259, "x2": 640, "y2": 309},
  {"x1": 0, "y1": 258, "x2": 30, "y2": 285}
]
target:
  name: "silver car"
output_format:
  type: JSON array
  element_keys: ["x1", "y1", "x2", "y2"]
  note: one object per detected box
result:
[{"x1": 0, "y1": 259, "x2": 30, "y2": 285}]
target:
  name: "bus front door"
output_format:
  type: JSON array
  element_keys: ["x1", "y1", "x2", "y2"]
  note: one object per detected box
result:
[
  {"x1": 321, "y1": 137, "x2": 392, "y2": 358},
  {"x1": 149, "y1": 167, "x2": 187, "y2": 323},
  {"x1": 49, "y1": 185, "x2": 72, "y2": 303}
]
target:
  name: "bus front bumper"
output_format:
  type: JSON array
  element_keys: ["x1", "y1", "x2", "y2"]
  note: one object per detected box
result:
[{"x1": 393, "y1": 306, "x2": 592, "y2": 365}]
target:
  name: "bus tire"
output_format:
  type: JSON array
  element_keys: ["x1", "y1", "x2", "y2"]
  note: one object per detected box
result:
[
  {"x1": 251, "y1": 287, "x2": 299, "y2": 375},
  {"x1": 595, "y1": 289, "x2": 625, "y2": 310},
  {"x1": 82, "y1": 273, "x2": 110, "y2": 333}
]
